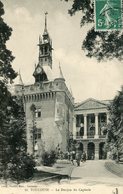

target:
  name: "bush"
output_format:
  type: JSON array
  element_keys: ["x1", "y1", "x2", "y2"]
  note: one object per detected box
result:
[
  {"x1": 9, "y1": 152, "x2": 35, "y2": 182},
  {"x1": 41, "y1": 150, "x2": 57, "y2": 166}
]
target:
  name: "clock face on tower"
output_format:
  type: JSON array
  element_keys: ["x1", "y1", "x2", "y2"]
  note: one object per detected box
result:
[{"x1": 36, "y1": 67, "x2": 42, "y2": 74}]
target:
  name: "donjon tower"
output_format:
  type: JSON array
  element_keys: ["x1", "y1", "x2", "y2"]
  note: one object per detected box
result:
[{"x1": 15, "y1": 13, "x2": 74, "y2": 160}]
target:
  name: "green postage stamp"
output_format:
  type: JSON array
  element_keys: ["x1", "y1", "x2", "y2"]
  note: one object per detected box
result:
[{"x1": 95, "y1": 0, "x2": 123, "y2": 30}]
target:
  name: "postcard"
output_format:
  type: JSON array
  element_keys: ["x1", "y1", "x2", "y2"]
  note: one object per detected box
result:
[{"x1": 0, "y1": 0, "x2": 123, "y2": 194}]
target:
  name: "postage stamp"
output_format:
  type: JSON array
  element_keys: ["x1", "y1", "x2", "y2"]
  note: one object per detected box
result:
[{"x1": 95, "y1": 0, "x2": 123, "y2": 31}]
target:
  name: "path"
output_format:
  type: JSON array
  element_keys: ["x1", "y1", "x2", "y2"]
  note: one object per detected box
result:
[{"x1": 70, "y1": 160, "x2": 123, "y2": 186}]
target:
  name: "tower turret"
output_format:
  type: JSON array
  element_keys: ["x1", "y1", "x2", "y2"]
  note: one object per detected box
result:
[
  {"x1": 55, "y1": 63, "x2": 65, "y2": 82},
  {"x1": 14, "y1": 70, "x2": 24, "y2": 95},
  {"x1": 33, "y1": 13, "x2": 53, "y2": 83}
]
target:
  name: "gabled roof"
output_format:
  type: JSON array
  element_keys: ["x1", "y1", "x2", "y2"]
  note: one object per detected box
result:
[
  {"x1": 75, "y1": 98, "x2": 110, "y2": 110},
  {"x1": 101, "y1": 100, "x2": 112, "y2": 104}
]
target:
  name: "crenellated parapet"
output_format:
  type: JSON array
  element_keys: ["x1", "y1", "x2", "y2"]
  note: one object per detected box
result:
[{"x1": 21, "y1": 80, "x2": 74, "y2": 104}]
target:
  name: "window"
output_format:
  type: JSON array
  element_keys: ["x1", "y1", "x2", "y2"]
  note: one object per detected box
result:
[
  {"x1": 38, "y1": 111, "x2": 41, "y2": 117},
  {"x1": 41, "y1": 48, "x2": 43, "y2": 55},
  {"x1": 35, "y1": 128, "x2": 41, "y2": 140},
  {"x1": 76, "y1": 115, "x2": 83, "y2": 127},
  {"x1": 35, "y1": 108, "x2": 41, "y2": 118},
  {"x1": 45, "y1": 46, "x2": 48, "y2": 54},
  {"x1": 45, "y1": 58, "x2": 47, "y2": 61}
]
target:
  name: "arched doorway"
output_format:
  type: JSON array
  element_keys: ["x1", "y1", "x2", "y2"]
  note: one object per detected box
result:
[
  {"x1": 99, "y1": 142, "x2": 107, "y2": 159},
  {"x1": 78, "y1": 142, "x2": 83, "y2": 152},
  {"x1": 87, "y1": 142, "x2": 95, "y2": 160}
]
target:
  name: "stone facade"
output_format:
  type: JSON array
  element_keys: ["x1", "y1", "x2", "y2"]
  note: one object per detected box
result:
[
  {"x1": 14, "y1": 14, "x2": 74, "y2": 158},
  {"x1": 73, "y1": 98, "x2": 111, "y2": 160},
  {"x1": 13, "y1": 14, "x2": 112, "y2": 161}
]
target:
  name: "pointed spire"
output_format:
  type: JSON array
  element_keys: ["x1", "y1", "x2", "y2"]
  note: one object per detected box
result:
[
  {"x1": 43, "y1": 12, "x2": 48, "y2": 35},
  {"x1": 16, "y1": 70, "x2": 24, "y2": 86},
  {"x1": 59, "y1": 62, "x2": 64, "y2": 79},
  {"x1": 55, "y1": 62, "x2": 65, "y2": 81}
]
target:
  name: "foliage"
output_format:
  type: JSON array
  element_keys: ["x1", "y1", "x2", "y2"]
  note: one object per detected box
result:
[
  {"x1": 0, "y1": 1, "x2": 17, "y2": 82},
  {"x1": 41, "y1": 150, "x2": 57, "y2": 166},
  {"x1": 0, "y1": 1, "x2": 35, "y2": 182},
  {"x1": 67, "y1": 0, "x2": 94, "y2": 26},
  {"x1": 62, "y1": 0, "x2": 123, "y2": 61},
  {"x1": 69, "y1": 138, "x2": 76, "y2": 152},
  {"x1": 9, "y1": 153, "x2": 35, "y2": 181},
  {"x1": 82, "y1": 28, "x2": 123, "y2": 61},
  {"x1": 105, "y1": 87, "x2": 123, "y2": 161},
  {"x1": 0, "y1": 93, "x2": 36, "y2": 181}
]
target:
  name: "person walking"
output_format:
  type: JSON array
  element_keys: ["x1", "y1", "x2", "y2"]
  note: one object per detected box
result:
[
  {"x1": 76, "y1": 151, "x2": 81, "y2": 166},
  {"x1": 70, "y1": 151, "x2": 74, "y2": 165},
  {"x1": 82, "y1": 151, "x2": 86, "y2": 162}
]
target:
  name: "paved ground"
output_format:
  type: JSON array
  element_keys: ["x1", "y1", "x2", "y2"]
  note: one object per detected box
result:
[{"x1": 70, "y1": 160, "x2": 123, "y2": 186}]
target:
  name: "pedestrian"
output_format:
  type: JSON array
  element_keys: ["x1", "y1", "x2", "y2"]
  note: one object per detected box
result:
[
  {"x1": 82, "y1": 151, "x2": 86, "y2": 162},
  {"x1": 67, "y1": 151, "x2": 70, "y2": 160},
  {"x1": 91, "y1": 153, "x2": 94, "y2": 160},
  {"x1": 83, "y1": 151, "x2": 86, "y2": 162},
  {"x1": 75, "y1": 151, "x2": 81, "y2": 166},
  {"x1": 70, "y1": 151, "x2": 74, "y2": 165}
]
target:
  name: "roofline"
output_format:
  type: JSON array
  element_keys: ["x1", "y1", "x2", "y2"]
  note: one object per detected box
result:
[{"x1": 75, "y1": 98, "x2": 110, "y2": 108}]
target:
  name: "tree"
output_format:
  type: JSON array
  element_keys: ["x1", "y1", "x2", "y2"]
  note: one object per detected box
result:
[
  {"x1": 0, "y1": 94, "x2": 36, "y2": 182},
  {"x1": 0, "y1": 1, "x2": 17, "y2": 82},
  {"x1": 105, "y1": 86, "x2": 123, "y2": 162},
  {"x1": 63, "y1": 0, "x2": 123, "y2": 61},
  {"x1": 0, "y1": 1, "x2": 35, "y2": 183},
  {"x1": 0, "y1": 1, "x2": 17, "y2": 181},
  {"x1": 7, "y1": 97, "x2": 35, "y2": 182}
]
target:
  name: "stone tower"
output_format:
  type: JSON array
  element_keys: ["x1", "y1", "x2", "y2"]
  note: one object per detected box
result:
[
  {"x1": 15, "y1": 13, "x2": 74, "y2": 161},
  {"x1": 33, "y1": 12, "x2": 53, "y2": 83}
]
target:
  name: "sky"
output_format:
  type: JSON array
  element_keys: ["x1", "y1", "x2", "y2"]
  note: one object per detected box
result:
[{"x1": 2, "y1": 0, "x2": 123, "y2": 102}]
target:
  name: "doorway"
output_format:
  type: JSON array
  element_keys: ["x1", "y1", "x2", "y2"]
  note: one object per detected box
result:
[
  {"x1": 87, "y1": 142, "x2": 95, "y2": 160},
  {"x1": 99, "y1": 142, "x2": 107, "y2": 159}
]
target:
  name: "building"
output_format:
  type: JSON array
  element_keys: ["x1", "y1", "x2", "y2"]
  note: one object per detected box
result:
[
  {"x1": 13, "y1": 14, "x2": 112, "y2": 161},
  {"x1": 14, "y1": 13, "x2": 74, "y2": 159},
  {"x1": 73, "y1": 98, "x2": 111, "y2": 160}
]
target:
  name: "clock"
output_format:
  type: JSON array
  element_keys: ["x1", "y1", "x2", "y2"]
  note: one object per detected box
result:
[{"x1": 36, "y1": 67, "x2": 41, "y2": 73}]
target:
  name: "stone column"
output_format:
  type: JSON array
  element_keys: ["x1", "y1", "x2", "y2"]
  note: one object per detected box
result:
[
  {"x1": 95, "y1": 142, "x2": 99, "y2": 160},
  {"x1": 83, "y1": 114, "x2": 87, "y2": 139},
  {"x1": 95, "y1": 113, "x2": 99, "y2": 139},
  {"x1": 73, "y1": 115, "x2": 76, "y2": 139}
]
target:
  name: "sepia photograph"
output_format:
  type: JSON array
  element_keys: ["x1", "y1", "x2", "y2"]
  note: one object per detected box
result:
[{"x1": 0, "y1": 0, "x2": 123, "y2": 194}]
